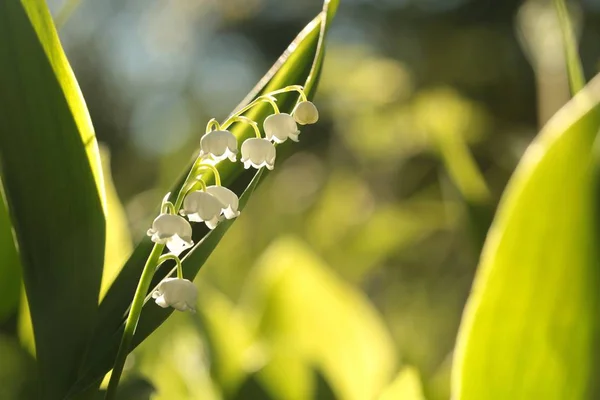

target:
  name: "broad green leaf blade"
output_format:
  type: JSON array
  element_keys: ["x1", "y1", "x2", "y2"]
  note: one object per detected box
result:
[
  {"x1": 452, "y1": 75, "x2": 600, "y2": 399},
  {"x1": 0, "y1": 0, "x2": 106, "y2": 397},
  {"x1": 69, "y1": 2, "x2": 338, "y2": 396},
  {"x1": 0, "y1": 185, "x2": 22, "y2": 323}
]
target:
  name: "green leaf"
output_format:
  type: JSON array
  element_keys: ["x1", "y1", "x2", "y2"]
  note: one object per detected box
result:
[
  {"x1": 93, "y1": 377, "x2": 155, "y2": 400},
  {"x1": 0, "y1": 186, "x2": 22, "y2": 323},
  {"x1": 314, "y1": 369, "x2": 338, "y2": 400},
  {"x1": 239, "y1": 237, "x2": 396, "y2": 400},
  {"x1": 231, "y1": 374, "x2": 275, "y2": 400},
  {"x1": 553, "y1": 0, "x2": 585, "y2": 95},
  {"x1": 378, "y1": 367, "x2": 425, "y2": 400},
  {"x1": 68, "y1": 2, "x2": 339, "y2": 396},
  {"x1": 0, "y1": 334, "x2": 38, "y2": 400},
  {"x1": 452, "y1": 75, "x2": 600, "y2": 399},
  {"x1": 0, "y1": 0, "x2": 106, "y2": 397}
]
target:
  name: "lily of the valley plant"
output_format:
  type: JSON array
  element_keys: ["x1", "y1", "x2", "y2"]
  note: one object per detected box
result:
[{"x1": 105, "y1": 87, "x2": 319, "y2": 399}]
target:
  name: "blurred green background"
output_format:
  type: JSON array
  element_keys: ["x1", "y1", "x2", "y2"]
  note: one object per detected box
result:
[{"x1": 5, "y1": 0, "x2": 600, "y2": 399}]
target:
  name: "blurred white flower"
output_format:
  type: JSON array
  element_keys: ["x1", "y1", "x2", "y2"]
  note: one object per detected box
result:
[
  {"x1": 199, "y1": 129, "x2": 238, "y2": 162},
  {"x1": 152, "y1": 278, "x2": 198, "y2": 312},
  {"x1": 264, "y1": 113, "x2": 300, "y2": 143},
  {"x1": 241, "y1": 138, "x2": 276, "y2": 170},
  {"x1": 181, "y1": 190, "x2": 224, "y2": 229},
  {"x1": 292, "y1": 101, "x2": 319, "y2": 125},
  {"x1": 147, "y1": 214, "x2": 194, "y2": 256},
  {"x1": 206, "y1": 185, "x2": 240, "y2": 219}
]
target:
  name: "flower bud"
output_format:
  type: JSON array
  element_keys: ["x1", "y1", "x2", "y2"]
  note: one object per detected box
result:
[
  {"x1": 147, "y1": 214, "x2": 193, "y2": 256},
  {"x1": 152, "y1": 278, "x2": 198, "y2": 312},
  {"x1": 181, "y1": 190, "x2": 224, "y2": 229},
  {"x1": 292, "y1": 101, "x2": 318, "y2": 125},
  {"x1": 240, "y1": 138, "x2": 276, "y2": 170},
  {"x1": 199, "y1": 130, "x2": 238, "y2": 162},
  {"x1": 206, "y1": 185, "x2": 240, "y2": 219},
  {"x1": 264, "y1": 113, "x2": 300, "y2": 143}
]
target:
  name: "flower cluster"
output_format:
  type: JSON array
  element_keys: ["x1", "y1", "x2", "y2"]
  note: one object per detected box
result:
[{"x1": 145, "y1": 86, "x2": 318, "y2": 312}]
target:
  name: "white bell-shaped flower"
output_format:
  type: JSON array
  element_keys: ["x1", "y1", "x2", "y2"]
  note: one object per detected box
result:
[
  {"x1": 240, "y1": 138, "x2": 276, "y2": 170},
  {"x1": 292, "y1": 101, "x2": 319, "y2": 125},
  {"x1": 181, "y1": 190, "x2": 224, "y2": 229},
  {"x1": 152, "y1": 278, "x2": 198, "y2": 312},
  {"x1": 206, "y1": 185, "x2": 240, "y2": 219},
  {"x1": 147, "y1": 214, "x2": 193, "y2": 256},
  {"x1": 263, "y1": 113, "x2": 300, "y2": 143},
  {"x1": 199, "y1": 130, "x2": 238, "y2": 162}
]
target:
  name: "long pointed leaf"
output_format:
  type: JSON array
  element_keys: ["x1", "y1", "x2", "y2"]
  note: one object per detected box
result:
[{"x1": 0, "y1": 0, "x2": 106, "y2": 397}]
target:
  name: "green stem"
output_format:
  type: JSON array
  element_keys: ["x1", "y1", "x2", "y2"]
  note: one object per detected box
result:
[
  {"x1": 104, "y1": 243, "x2": 165, "y2": 400},
  {"x1": 185, "y1": 179, "x2": 207, "y2": 194},
  {"x1": 268, "y1": 85, "x2": 307, "y2": 101},
  {"x1": 158, "y1": 254, "x2": 183, "y2": 279},
  {"x1": 231, "y1": 95, "x2": 281, "y2": 119},
  {"x1": 195, "y1": 164, "x2": 221, "y2": 186},
  {"x1": 554, "y1": 0, "x2": 585, "y2": 95},
  {"x1": 205, "y1": 118, "x2": 221, "y2": 133},
  {"x1": 160, "y1": 202, "x2": 175, "y2": 215},
  {"x1": 222, "y1": 116, "x2": 261, "y2": 138}
]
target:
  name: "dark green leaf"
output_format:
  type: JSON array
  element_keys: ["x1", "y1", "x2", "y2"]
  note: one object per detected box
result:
[
  {"x1": 0, "y1": 186, "x2": 21, "y2": 324},
  {"x1": 93, "y1": 377, "x2": 154, "y2": 400},
  {"x1": 0, "y1": 0, "x2": 106, "y2": 397},
  {"x1": 314, "y1": 369, "x2": 338, "y2": 400},
  {"x1": 231, "y1": 374, "x2": 275, "y2": 400}
]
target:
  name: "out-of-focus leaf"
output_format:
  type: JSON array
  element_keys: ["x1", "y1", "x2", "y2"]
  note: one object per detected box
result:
[
  {"x1": 553, "y1": 0, "x2": 585, "y2": 95},
  {"x1": 99, "y1": 145, "x2": 133, "y2": 300},
  {"x1": 0, "y1": 0, "x2": 106, "y2": 398},
  {"x1": 314, "y1": 369, "x2": 338, "y2": 400},
  {"x1": 0, "y1": 187, "x2": 21, "y2": 323},
  {"x1": 17, "y1": 289, "x2": 34, "y2": 356},
  {"x1": 240, "y1": 237, "x2": 396, "y2": 400},
  {"x1": 231, "y1": 374, "x2": 275, "y2": 400},
  {"x1": 93, "y1": 377, "x2": 154, "y2": 400},
  {"x1": 192, "y1": 282, "x2": 255, "y2": 398},
  {"x1": 378, "y1": 367, "x2": 425, "y2": 400},
  {"x1": 0, "y1": 334, "x2": 37, "y2": 400},
  {"x1": 69, "y1": 1, "x2": 338, "y2": 396},
  {"x1": 452, "y1": 75, "x2": 600, "y2": 399}
]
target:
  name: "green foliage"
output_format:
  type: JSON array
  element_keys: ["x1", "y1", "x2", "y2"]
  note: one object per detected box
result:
[
  {"x1": 66, "y1": 2, "x2": 339, "y2": 397},
  {"x1": 379, "y1": 367, "x2": 425, "y2": 400},
  {"x1": 452, "y1": 75, "x2": 600, "y2": 399},
  {"x1": 0, "y1": 192, "x2": 21, "y2": 323},
  {"x1": 0, "y1": 0, "x2": 106, "y2": 398},
  {"x1": 6, "y1": 0, "x2": 600, "y2": 398},
  {"x1": 136, "y1": 237, "x2": 395, "y2": 400}
]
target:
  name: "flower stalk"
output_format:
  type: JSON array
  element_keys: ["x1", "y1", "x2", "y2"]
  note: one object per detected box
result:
[
  {"x1": 104, "y1": 243, "x2": 164, "y2": 400},
  {"x1": 105, "y1": 85, "x2": 317, "y2": 399}
]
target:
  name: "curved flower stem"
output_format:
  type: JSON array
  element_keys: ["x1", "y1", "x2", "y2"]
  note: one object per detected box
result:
[
  {"x1": 160, "y1": 202, "x2": 176, "y2": 215},
  {"x1": 185, "y1": 178, "x2": 207, "y2": 194},
  {"x1": 222, "y1": 116, "x2": 261, "y2": 138},
  {"x1": 261, "y1": 95, "x2": 280, "y2": 114},
  {"x1": 268, "y1": 85, "x2": 307, "y2": 101},
  {"x1": 195, "y1": 164, "x2": 221, "y2": 186},
  {"x1": 158, "y1": 254, "x2": 183, "y2": 279},
  {"x1": 230, "y1": 95, "x2": 280, "y2": 119},
  {"x1": 104, "y1": 243, "x2": 165, "y2": 400},
  {"x1": 205, "y1": 118, "x2": 221, "y2": 133}
]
